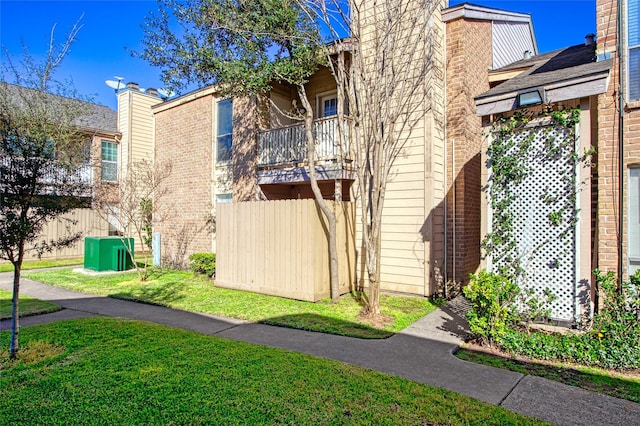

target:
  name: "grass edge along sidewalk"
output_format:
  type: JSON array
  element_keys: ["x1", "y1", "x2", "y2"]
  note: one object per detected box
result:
[
  {"x1": 23, "y1": 268, "x2": 437, "y2": 339},
  {"x1": 0, "y1": 289, "x2": 61, "y2": 320},
  {"x1": 0, "y1": 317, "x2": 546, "y2": 425}
]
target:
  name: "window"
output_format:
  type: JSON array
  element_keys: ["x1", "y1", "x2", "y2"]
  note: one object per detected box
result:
[
  {"x1": 628, "y1": 0, "x2": 640, "y2": 101},
  {"x1": 216, "y1": 193, "x2": 232, "y2": 204},
  {"x1": 82, "y1": 139, "x2": 92, "y2": 164},
  {"x1": 101, "y1": 140, "x2": 117, "y2": 182},
  {"x1": 216, "y1": 99, "x2": 233, "y2": 162},
  {"x1": 321, "y1": 96, "x2": 338, "y2": 117},
  {"x1": 629, "y1": 168, "x2": 640, "y2": 275}
]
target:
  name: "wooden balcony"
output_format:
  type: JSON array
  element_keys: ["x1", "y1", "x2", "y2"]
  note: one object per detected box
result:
[
  {"x1": 257, "y1": 117, "x2": 352, "y2": 167},
  {"x1": 0, "y1": 156, "x2": 94, "y2": 196}
]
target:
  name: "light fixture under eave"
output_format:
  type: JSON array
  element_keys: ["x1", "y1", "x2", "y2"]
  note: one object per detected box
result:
[{"x1": 518, "y1": 89, "x2": 544, "y2": 108}]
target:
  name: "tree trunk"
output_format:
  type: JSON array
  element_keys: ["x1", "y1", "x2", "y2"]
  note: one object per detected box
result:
[
  {"x1": 297, "y1": 86, "x2": 340, "y2": 303},
  {"x1": 10, "y1": 260, "x2": 22, "y2": 359}
]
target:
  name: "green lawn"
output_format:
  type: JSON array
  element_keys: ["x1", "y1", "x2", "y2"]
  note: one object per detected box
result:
[
  {"x1": 0, "y1": 289, "x2": 61, "y2": 320},
  {"x1": 0, "y1": 257, "x2": 84, "y2": 273},
  {"x1": 0, "y1": 318, "x2": 545, "y2": 425},
  {"x1": 456, "y1": 349, "x2": 640, "y2": 404},
  {"x1": 23, "y1": 269, "x2": 436, "y2": 338}
]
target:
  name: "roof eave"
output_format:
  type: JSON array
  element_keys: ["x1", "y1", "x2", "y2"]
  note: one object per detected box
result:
[{"x1": 475, "y1": 70, "x2": 611, "y2": 116}]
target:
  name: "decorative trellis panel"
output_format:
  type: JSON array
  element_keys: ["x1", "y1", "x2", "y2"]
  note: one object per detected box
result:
[{"x1": 488, "y1": 124, "x2": 578, "y2": 322}]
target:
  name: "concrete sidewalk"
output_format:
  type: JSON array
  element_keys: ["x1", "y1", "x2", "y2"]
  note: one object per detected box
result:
[{"x1": 1, "y1": 273, "x2": 639, "y2": 425}]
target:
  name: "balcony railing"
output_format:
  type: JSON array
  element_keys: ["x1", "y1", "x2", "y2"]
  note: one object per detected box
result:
[
  {"x1": 258, "y1": 117, "x2": 351, "y2": 167},
  {"x1": 0, "y1": 156, "x2": 93, "y2": 195}
]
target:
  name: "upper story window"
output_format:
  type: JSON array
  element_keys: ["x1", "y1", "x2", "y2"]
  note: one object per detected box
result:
[
  {"x1": 82, "y1": 139, "x2": 92, "y2": 164},
  {"x1": 628, "y1": 0, "x2": 640, "y2": 101},
  {"x1": 101, "y1": 140, "x2": 117, "y2": 182},
  {"x1": 216, "y1": 99, "x2": 233, "y2": 162},
  {"x1": 321, "y1": 96, "x2": 338, "y2": 117},
  {"x1": 4, "y1": 136, "x2": 55, "y2": 158}
]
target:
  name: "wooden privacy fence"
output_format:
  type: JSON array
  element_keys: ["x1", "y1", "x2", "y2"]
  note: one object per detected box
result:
[
  {"x1": 216, "y1": 199, "x2": 356, "y2": 302},
  {"x1": 24, "y1": 208, "x2": 109, "y2": 260}
]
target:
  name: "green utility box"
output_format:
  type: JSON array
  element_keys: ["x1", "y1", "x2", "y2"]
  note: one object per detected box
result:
[{"x1": 84, "y1": 237, "x2": 134, "y2": 272}]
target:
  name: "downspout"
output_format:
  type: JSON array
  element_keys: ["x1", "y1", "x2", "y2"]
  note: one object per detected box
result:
[
  {"x1": 443, "y1": 17, "x2": 448, "y2": 290},
  {"x1": 443, "y1": 81, "x2": 448, "y2": 289},
  {"x1": 452, "y1": 139, "x2": 457, "y2": 285},
  {"x1": 617, "y1": 0, "x2": 625, "y2": 285}
]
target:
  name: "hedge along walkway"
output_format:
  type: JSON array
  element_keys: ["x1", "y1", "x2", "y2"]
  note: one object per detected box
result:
[{"x1": 1, "y1": 273, "x2": 639, "y2": 426}]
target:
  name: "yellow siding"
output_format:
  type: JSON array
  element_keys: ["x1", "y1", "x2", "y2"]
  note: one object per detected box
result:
[
  {"x1": 352, "y1": 0, "x2": 446, "y2": 297},
  {"x1": 117, "y1": 89, "x2": 162, "y2": 175}
]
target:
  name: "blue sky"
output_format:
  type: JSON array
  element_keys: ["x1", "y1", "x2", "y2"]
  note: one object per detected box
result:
[{"x1": 1, "y1": 0, "x2": 596, "y2": 110}]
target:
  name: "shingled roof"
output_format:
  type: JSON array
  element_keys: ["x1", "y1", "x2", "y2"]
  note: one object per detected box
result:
[
  {"x1": 475, "y1": 42, "x2": 613, "y2": 116},
  {"x1": 1, "y1": 83, "x2": 118, "y2": 134}
]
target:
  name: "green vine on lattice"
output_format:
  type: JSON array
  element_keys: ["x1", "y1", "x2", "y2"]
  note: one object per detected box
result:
[{"x1": 482, "y1": 107, "x2": 590, "y2": 281}]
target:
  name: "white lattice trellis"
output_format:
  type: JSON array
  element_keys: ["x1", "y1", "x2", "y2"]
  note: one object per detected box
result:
[{"x1": 488, "y1": 123, "x2": 578, "y2": 322}]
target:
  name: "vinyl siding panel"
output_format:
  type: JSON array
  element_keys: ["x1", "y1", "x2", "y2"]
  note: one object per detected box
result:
[{"x1": 492, "y1": 21, "x2": 536, "y2": 68}]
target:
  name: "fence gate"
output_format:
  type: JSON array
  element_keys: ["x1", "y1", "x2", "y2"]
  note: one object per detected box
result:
[{"x1": 488, "y1": 123, "x2": 580, "y2": 323}]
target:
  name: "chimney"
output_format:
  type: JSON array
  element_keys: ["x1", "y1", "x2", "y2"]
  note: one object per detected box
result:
[
  {"x1": 146, "y1": 88, "x2": 159, "y2": 96},
  {"x1": 585, "y1": 33, "x2": 595, "y2": 45},
  {"x1": 126, "y1": 82, "x2": 139, "y2": 90}
]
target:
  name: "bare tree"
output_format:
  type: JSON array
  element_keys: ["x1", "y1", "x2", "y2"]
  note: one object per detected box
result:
[
  {"x1": 94, "y1": 159, "x2": 172, "y2": 280},
  {"x1": 312, "y1": 0, "x2": 440, "y2": 315},
  {"x1": 0, "y1": 18, "x2": 89, "y2": 358}
]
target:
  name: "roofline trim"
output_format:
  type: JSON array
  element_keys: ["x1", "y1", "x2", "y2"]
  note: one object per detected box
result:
[
  {"x1": 442, "y1": 3, "x2": 532, "y2": 24},
  {"x1": 475, "y1": 70, "x2": 610, "y2": 116},
  {"x1": 79, "y1": 127, "x2": 121, "y2": 139},
  {"x1": 152, "y1": 85, "x2": 220, "y2": 113},
  {"x1": 442, "y1": 3, "x2": 537, "y2": 54}
]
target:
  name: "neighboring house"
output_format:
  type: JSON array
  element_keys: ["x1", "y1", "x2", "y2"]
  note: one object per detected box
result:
[
  {"x1": 151, "y1": 2, "x2": 538, "y2": 298},
  {"x1": 0, "y1": 82, "x2": 119, "y2": 259},
  {"x1": 0, "y1": 82, "x2": 162, "y2": 259}
]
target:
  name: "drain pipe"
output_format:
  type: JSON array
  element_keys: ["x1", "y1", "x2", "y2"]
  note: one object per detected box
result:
[
  {"x1": 452, "y1": 138, "x2": 457, "y2": 285},
  {"x1": 617, "y1": 0, "x2": 625, "y2": 286},
  {"x1": 444, "y1": 139, "x2": 448, "y2": 292}
]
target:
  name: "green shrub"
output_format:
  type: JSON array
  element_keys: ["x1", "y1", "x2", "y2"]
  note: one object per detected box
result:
[
  {"x1": 463, "y1": 270, "x2": 519, "y2": 345},
  {"x1": 518, "y1": 286, "x2": 557, "y2": 331},
  {"x1": 189, "y1": 252, "x2": 216, "y2": 278},
  {"x1": 587, "y1": 269, "x2": 640, "y2": 369},
  {"x1": 495, "y1": 270, "x2": 640, "y2": 370}
]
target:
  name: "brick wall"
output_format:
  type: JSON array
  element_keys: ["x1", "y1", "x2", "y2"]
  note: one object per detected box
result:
[
  {"x1": 596, "y1": 0, "x2": 640, "y2": 276},
  {"x1": 445, "y1": 18, "x2": 493, "y2": 284},
  {"x1": 154, "y1": 95, "x2": 214, "y2": 267}
]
